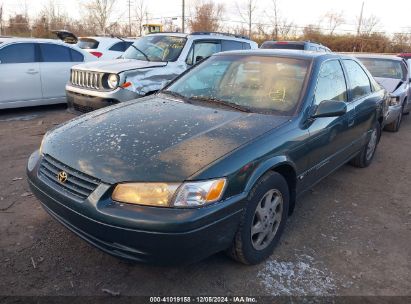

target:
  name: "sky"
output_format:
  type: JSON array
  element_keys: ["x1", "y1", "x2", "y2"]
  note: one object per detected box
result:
[{"x1": 1, "y1": 0, "x2": 411, "y2": 35}]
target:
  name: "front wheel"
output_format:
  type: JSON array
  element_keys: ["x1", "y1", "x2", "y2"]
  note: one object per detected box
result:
[
  {"x1": 350, "y1": 122, "x2": 380, "y2": 168},
  {"x1": 227, "y1": 172, "x2": 289, "y2": 264}
]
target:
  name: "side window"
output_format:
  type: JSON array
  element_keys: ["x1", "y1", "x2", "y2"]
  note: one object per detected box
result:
[
  {"x1": 242, "y1": 42, "x2": 251, "y2": 50},
  {"x1": 39, "y1": 44, "x2": 71, "y2": 62},
  {"x1": 186, "y1": 41, "x2": 221, "y2": 65},
  {"x1": 70, "y1": 49, "x2": 84, "y2": 62},
  {"x1": 221, "y1": 40, "x2": 243, "y2": 51},
  {"x1": 109, "y1": 42, "x2": 128, "y2": 52},
  {"x1": 343, "y1": 60, "x2": 372, "y2": 100},
  {"x1": 0, "y1": 43, "x2": 36, "y2": 63},
  {"x1": 315, "y1": 60, "x2": 347, "y2": 104}
]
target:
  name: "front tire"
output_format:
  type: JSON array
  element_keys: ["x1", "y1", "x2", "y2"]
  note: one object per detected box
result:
[
  {"x1": 350, "y1": 122, "x2": 380, "y2": 168},
  {"x1": 227, "y1": 172, "x2": 289, "y2": 265}
]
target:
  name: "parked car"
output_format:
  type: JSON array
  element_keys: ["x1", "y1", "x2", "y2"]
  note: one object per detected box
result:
[
  {"x1": 28, "y1": 50, "x2": 387, "y2": 265},
  {"x1": 0, "y1": 38, "x2": 96, "y2": 110},
  {"x1": 260, "y1": 40, "x2": 332, "y2": 52},
  {"x1": 65, "y1": 32, "x2": 258, "y2": 113},
  {"x1": 356, "y1": 54, "x2": 410, "y2": 132},
  {"x1": 397, "y1": 53, "x2": 411, "y2": 60},
  {"x1": 53, "y1": 30, "x2": 136, "y2": 60}
]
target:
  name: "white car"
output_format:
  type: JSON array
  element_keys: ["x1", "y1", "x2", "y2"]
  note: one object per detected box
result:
[
  {"x1": 0, "y1": 38, "x2": 96, "y2": 109},
  {"x1": 53, "y1": 31, "x2": 136, "y2": 60}
]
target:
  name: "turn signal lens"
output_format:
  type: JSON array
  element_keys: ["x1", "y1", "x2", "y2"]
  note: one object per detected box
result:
[
  {"x1": 120, "y1": 81, "x2": 132, "y2": 88},
  {"x1": 112, "y1": 183, "x2": 180, "y2": 207},
  {"x1": 173, "y1": 178, "x2": 227, "y2": 207}
]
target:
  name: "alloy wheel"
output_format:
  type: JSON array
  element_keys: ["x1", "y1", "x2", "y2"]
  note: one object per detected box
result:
[{"x1": 251, "y1": 189, "x2": 283, "y2": 251}]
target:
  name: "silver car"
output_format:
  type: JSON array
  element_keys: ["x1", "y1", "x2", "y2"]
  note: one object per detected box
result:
[
  {"x1": 356, "y1": 54, "x2": 410, "y2": 132},
  {"x1": 65, "y1": 32, "x2": 258, "y2": 113}
]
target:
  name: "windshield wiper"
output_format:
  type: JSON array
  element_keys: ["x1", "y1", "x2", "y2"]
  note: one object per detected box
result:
[
  {"x1": 160, "y1": 90, "x2": 191, "y2": 102},
  {"x1": 190, "y1": 96, "x2": 250, "y2": 113},
  {"x1": 115, "y1": 35, "x2": 150, "y2": 62}
]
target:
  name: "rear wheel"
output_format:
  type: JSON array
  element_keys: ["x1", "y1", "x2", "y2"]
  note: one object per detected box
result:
[
  {"x1": 227, "y1": 172, "x2": 289, "y2": 264},
  {"x1": 350, "y1": 122, "x2": 380, "y2": 168}
]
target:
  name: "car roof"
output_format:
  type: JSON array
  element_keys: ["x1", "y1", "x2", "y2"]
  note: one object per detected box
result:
[
  {"x1": 213, "y1": 49, "x2": 345, "y2": 60},
  {"x1": 0, "y1": 37, "x2": 71, "y2": 44},
  {"x1": 145, "y1": 32, "x2": 253, "y2": 42},
  {"x1": 79, "y1": 36, "x2": 136, "y2": 42},
  {"x1": 351, "y1": 53, "x2": 403, "y2": 61}
]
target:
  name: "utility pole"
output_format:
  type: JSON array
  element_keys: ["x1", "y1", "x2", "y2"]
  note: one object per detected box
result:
[
  {"x1": 182, "y1": 0, "x2": 185, "y2": 33},
  {"x1": 356, "y1": 1, "x2": 364, "y2": 35},
  {"x1": 128, "y1": 0, "x2": 132, "y2": 36}
]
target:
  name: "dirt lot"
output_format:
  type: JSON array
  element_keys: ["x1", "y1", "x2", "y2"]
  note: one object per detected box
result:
[{"x1": 0, "y1": 105, "x2": 410, "y2": 297}]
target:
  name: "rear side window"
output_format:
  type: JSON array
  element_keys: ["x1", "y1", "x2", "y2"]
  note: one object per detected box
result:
[
  {"x1": 39, "y1": 44, "x2": 71, "y2": 62},
  {"x1": 315, "y1": 60, "x2": 347, "y2": 104},
  {"x1": 77, "y1": 38, "x2": 99, "y2": 49},
  {"x1": 0, "y1": 43, "x2": 36, "y2": 63},
  {"x1": 343, "y1": 60, "x2": 372, "y2": 100},
  {"x1": 242, "y1": 42, "x2": 251, "y2": 50},
  {"x1": 109, "y1": 41, "x2": 132, "y2": 52},
  {"x1": 221, "y1": 40, "x2": 243, "y2": 51},
  {"x1": 70, "y1": 49, "x2": 84, "y2": 62}
]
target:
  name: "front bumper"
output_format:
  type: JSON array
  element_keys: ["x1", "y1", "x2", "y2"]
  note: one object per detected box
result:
[
  {"x1": 384, "y1": 104, "x2": 403, "y2": 125},
  {"x1": 27, "y1": 151, "x2": 245, "y2": 265},
  {"x1": 65, "y1": 84, "x2": 141, "y2": 113}
]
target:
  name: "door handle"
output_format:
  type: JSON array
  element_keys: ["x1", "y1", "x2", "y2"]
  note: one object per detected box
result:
[{"x1": 26, "y1": 69, "x2": 39, "y2": 75}]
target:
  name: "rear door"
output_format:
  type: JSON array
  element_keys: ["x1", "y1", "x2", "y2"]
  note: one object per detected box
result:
[
  {"x1": 0, "y1": 42, "x2": 42, "y2": 104},
  {"x1": 39, "y1": 43, "x2": 84, "y2": 100},
  {"x1": 341, "y1": 59, "x2": 377, "y2": 150}
]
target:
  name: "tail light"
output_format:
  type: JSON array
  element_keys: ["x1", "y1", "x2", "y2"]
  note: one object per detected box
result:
[{"x1": 90, "y1": 51, "x2": 103, "y2": 58}]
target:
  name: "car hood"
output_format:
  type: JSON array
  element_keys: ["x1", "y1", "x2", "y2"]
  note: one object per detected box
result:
[
  {"x1": 374, "y1": 77, "x2": 404, "y2": 93},
  {"x1": 72, "y1": 59, "x2": 167, "y2": 73},
  {"x1": 42, "y1": 96, "x2": 288, "y2": 184}
]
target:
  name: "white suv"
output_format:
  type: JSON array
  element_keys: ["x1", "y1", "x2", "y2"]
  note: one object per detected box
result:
[
  {"x1": 53, "y1": 31, "x2": 136, "y2": 60},
  {"x1": 65, "y1": 32, "x2": 258, "y2": 113}
]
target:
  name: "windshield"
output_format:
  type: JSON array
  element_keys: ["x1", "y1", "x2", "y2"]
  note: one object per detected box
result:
[
  {"x1": 123, "y1": 35, "x2": 186, "y2": 62},
  {"x1": 166, "y1": 55, "x2": 310, "y2": 115},
  {"x1": 359, "y1": 58, "x2": 406, "y2": 80}
]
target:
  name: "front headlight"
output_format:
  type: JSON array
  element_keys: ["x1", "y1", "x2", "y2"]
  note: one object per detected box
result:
[
  {"x1": 390, "y1": 96, "x2": 400, "y2": 106},
  {"x1": 107, "y1": 74, "x2": 119, "y2": 89},
  {"x1": 39, "y1": 134, "x2": 47, "y2": 155},
  {"x1": 111, "y1": 178, "x2": 226, "y2": 208}
]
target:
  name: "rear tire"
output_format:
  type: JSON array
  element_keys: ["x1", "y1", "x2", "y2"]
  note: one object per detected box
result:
[
  {"x1": 350, "y1": 122, "x2": 380, "y2": 168},
  {"x1": 227, "y1": 172, "x2": 289, "y2": 265}
]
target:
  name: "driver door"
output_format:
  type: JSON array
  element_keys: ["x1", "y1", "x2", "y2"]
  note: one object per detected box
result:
[
  {"x1": 304, "y1": 60, "x2": 356, "y2": 186},
  {"x1": 186, "y1": 40, "x2": 221, "y2": 67}
]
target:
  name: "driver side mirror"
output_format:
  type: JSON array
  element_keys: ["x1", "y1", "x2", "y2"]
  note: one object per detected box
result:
[
  {"x1": 195, "y1": 55, "x2": 204, "y2": 63},
  {"x1": 311, "y1": 100, "x2": 347, "y2": 118}
]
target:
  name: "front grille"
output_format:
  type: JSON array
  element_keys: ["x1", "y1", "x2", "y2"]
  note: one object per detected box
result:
[
  {"x1": 38, "y1": 154, "x2": 100, "y2": 201},
  {"x1": 70, "y1": 69, "x2": 104, "y2": 90}
]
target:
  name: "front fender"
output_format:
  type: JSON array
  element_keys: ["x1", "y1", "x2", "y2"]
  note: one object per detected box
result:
[{"x1": 244, "y1": 156, "x2": 297, "y2": 193}]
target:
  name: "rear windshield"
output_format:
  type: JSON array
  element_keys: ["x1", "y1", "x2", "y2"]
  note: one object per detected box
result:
[
  {"x1": 261, "y1": 42, "x2": 304, "y2": 50},
  {"x1": 359, "y1": 58, "x2": 406, "y2": 80},
  {"x1": 77, "y1": 38, "x2": 99, "y2": 49}
]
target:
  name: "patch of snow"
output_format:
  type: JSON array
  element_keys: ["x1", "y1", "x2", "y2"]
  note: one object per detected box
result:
[{"x1": 257, "y1": 254, "x2": 337, "y2": 295}]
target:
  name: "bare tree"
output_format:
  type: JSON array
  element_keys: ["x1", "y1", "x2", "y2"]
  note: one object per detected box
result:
[
  {"x1": 323, "y1": 11, "x2": 345, "y2": 35},
  {"x1": 188, "y1": 1, "x2": 224, "y2": 32},
  {"x1": 270, "y1": 0, "x2": 279, "y2": 40},
  {"x1": 134, "y1": 0, "x2": 147, "y2": 36},
  {"x1": 0, "y1": 3, "x2": 3, "y2": 35},
  {"x1": 361, "y1": 14, "x2": 380, "y2": 35},
  {"x1": 84, "y1": 0, "x2": 117, "y2": 34},
  {"x1": 278, "y1": 19, "x2": 295, "y2": 39},
  {"x1": 236, "y1": 0, "x2": 257, "y2": 37}
]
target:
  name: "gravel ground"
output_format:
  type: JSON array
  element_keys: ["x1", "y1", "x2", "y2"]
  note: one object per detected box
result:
[{"x1": 0, "y1": 105, "x2": 410, "y2": 297}]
